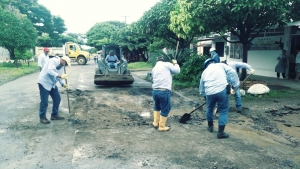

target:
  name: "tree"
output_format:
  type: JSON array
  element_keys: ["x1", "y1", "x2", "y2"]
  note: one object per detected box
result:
[
  {"x1": 86, "y1": 21, "x2": 122, "y2": 50},
  {"x1": 0, "y1": 9, "x2": 37, "y2": 60},
  {"x1": 136, "y1": 0, "x2": 193, "y2": 61},
  {"x1": 170, "y1": 0, "x2": 297, "y2": 79}
]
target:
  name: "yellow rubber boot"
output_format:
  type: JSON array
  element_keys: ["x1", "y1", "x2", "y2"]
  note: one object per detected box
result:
[
  {"x1": 158, "y1": 115, "x2": 170, "y2": 132},
  {"x1": 152, "y1": 111, "x2": 160, "y2": 128}
]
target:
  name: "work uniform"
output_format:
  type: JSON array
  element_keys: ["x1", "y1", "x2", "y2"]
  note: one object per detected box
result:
[
  {"x1": 210, "y1": 51, "x2": 220, "y2": 63},
  {"x1": 152, "y1": 60, "x2": 180, "y2": 131},
  {"x1": 38, "y1": 52, "x2": 49, "y2": 70},
  {"x1": 199, "y1": 63, "x2": 239, "y2": 138},
  {"x1": 227, "y1": 62, "x2": 252, "y2": 109},
  {"x1": 37, "y1": 57, "x2": 66, "y2": 119},
  {"x1": 105, "y1": 55, "x2": 118, "y2": 68}
]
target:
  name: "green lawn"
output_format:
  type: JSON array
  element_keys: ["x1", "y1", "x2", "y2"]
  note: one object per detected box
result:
[
  {"x1": 128, "y1": 62, "x2": 153, "y2": 69},
  {"x1": 0, "y1": 62, "x2": 39, "y2": 85}
]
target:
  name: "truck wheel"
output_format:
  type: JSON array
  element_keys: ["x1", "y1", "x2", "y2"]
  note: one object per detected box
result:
[{"x1": 77, "y1": 56, "x2": 86, "y2": 65}]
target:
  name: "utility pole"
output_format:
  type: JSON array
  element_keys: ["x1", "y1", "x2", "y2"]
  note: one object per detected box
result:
[{"x1": 122, "y1": 16, "x2": 129, "y2": 25}]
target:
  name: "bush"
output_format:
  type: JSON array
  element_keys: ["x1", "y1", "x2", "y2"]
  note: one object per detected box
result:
[
  {"x1": 0, "y1": 61, "x2": 16, "y2": 67},
  {"x1": 173, "y1": 54, "x2": 210, "y2": 87}
]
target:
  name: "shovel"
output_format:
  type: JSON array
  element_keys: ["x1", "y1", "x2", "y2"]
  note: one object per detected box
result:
[
  {"x1": 64, "y1": 66, "x2": 71, "y2": 114},
  {"x1": 179, "y1": 73, "x2": 253, "y2": 124},
  {"x1": 179, "y1": 102, "x2": 206, "y2": 123}
]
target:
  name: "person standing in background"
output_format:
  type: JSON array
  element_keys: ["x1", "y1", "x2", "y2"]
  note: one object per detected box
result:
[
  {"x1": 209, "y1": 47, "x2": 220, "y2": 63},
  {"x1": 294, "y1": 48, "x2": 300, "y2": 82},
  {"x1": 275, "y1": 50, "x2": 287, "y2": 79},
  {"x1": 38, "y1": 48, "x2": 50, "y2": 71}
]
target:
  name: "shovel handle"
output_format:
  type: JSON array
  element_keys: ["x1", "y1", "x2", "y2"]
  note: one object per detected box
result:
[
  {"x1": 64, "y1": 66, "x2": 71, "y2": 114},
  {"x1": 189, "y1": 102, "x2": 206, "y2": 115}
]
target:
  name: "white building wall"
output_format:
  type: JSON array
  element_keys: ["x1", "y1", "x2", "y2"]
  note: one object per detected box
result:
[{"x1": 0, "y1": 47, "x2": 10, "y2": 62}]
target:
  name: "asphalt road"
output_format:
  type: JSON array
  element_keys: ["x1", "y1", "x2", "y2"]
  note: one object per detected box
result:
[{"x1": 0, "y1": 62, "x2": 151, "y2": 168}]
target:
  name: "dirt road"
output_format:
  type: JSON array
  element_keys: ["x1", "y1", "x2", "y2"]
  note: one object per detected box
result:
[{"x1": 0, "y1": 63, "x2": 299, "y2": 168}]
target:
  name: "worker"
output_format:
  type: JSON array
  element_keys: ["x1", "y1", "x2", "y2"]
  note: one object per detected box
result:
[
  {"x1": 199, "y1": 58, "x2": 239, "y2": 139},
  {"x1": 222, "y1": 60, "x2": 255, "y2": 113},
  {"x1": 38, "y1": 48, "x2": 50, "y2": 71},
  {"x1": 37, "y1": 53, "x2": 71, "y2": 124},
  {"x1": 209, "y1": 47, "x2": 220, "y2": 63},
  {"x1": 152, "y1": 56, "x2": 180, "y2": 132},
  {"x1": 105, "y1": 50, "x2": 119, "y2": 68}
]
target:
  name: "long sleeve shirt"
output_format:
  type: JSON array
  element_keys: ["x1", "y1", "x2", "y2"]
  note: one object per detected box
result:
[
  {"x1": 152, "y1": 61, "x2": 180, "y2": 91},
  {"x1": 227, "y1": 62, "x2": 252, "y2": 71},
  {"x1": 211, "y1": 51, "x2": 220, "y2": 63},
  {"x1": 199, "y1": 63, "x2": 239, "y2": 96},
  {"x1": 38, "y1": 52, "x2": 49, "y2": 68},
  {"x1": 105, "y1": 55, "x2": 118, "y2": 62},
  {"x1": 37, "y1": 57, "x2": 65, "y2": 91}
]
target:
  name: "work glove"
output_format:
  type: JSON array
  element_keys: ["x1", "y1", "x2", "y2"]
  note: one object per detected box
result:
[
  {"x1": 172, "y1": 59, "x2": 177, "y2": 64},
  {"x1": 231, "y1": 88, "x2": 236, "y2": 95},
  {"x1": 63, "y1": 84, "x2": 69, "y2": 89},
  {"x1": 248, "y1": 68, "x2": 255, "y2": 75},
  {"x1": 61, "y1": 74, "x2": 68, "y2": 79}
]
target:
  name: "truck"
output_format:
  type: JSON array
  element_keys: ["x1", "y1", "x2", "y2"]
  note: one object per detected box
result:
[{"x1": 35, "y1": 42, "x2": 91, "y2": 65}]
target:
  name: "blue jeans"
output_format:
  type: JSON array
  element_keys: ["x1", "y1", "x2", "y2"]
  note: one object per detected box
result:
[
  {"x1": 107, "y1": 62, "x2": 117, "y2": 68},
  {"x1": 234, "y1": 88, "x2": 242, "y2": 108},
  {"x1": 38, "y1": 83, "x2": 61, "y2": 119},
  {"x1": 152, "y1": 89, "x2": 171, "y2": 117},
  {"x1": 206, "y1": 88, "x2": 229, "y2": 126}
]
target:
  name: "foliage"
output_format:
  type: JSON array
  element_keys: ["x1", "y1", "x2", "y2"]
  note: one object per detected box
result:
[
  {"x1": 86, "y1": 21, "x2": 123, "y2": 50},
  {"x1": 169, "y1": 0, "x2": 297, "y2": 80},
  {"x1": 173, "y1": 53, "x2": 210, "y2": 87},
  {"x1": 14, "y1": 49, "x2": 33, "y2": 61},
  {"x1": 0, "y1": 62, "x2": 39, "y2": 85},
  {"x1": 36, "y1": 34, "x2": 78, "y2": 47},
  {"x1": 0, "y1": 9, "x2": 37, "y2": 59},
  {"x1": 111, "y1": 23, "x2": 152, "y2": 52},
  {"x1": 136, "y1": 0, "x2": 193, "y2": 59},
  {"x1": 127, "y1": 62, "x2": 153, "y2": 69}
]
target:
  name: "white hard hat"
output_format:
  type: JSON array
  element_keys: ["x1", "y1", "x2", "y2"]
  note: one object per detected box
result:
[
  {"x1": 61, "y1": 56, "x2": 71, "y2": 66},
  {"x1": 209, "y1": 47, "x2": 216, "y2": 52}
]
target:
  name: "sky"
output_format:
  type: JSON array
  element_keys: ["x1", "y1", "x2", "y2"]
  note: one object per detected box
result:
[{"x1": 38, "y1": 0, "x2": 161, "y2": 34}]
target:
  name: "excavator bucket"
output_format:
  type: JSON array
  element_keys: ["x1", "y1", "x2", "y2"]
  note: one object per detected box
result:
[{"x1": 94, "y1": 45, "x2": 134, "y2": 85}]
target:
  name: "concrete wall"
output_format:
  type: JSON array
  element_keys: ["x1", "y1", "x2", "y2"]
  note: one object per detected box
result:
[{"x1": 0, "y1": 47, "x2": 10, "y2": 62}]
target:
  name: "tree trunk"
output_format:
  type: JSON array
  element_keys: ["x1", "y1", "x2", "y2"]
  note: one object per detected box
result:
[
  {"x1": 240, "y1": 43, "x2": 249, "y2": 81},
  {"x1": 8, "y1": 48, "x2": 15, "y2": 60}
]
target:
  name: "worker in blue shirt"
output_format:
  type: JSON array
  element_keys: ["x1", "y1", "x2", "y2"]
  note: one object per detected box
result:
[
  {"x1": 152, "y1": 56, "x2": 180, "y2": 132},
  {"x1": 199, "y1": 58, "x2": 239, "y2": 139},
  {"x1": 105, "y1": 50, "x2": 119, "y2": 68},
  {"x1": 223, "y1": 61, "x2": 255, "y2": 113},
  {"x1": 209, "y1": 47, "x2": 220, "y2": 63},
  {"x1": 37, "y1": 54, "x2": 71, "y2": 124}
]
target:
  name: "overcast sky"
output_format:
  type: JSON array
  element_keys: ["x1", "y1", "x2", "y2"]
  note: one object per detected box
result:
[{"x1": 38, "y1": 0, "x2": 161, "y2": 34}]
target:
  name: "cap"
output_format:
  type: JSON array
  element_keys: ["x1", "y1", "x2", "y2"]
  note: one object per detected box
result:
[
  {"x1": 109, "y1": 50, "x2": 114, "y2": 53},
  {"x1": 44, "y1": 48, "x2": 49, "y2": 52},
  {"x1": 209, "y1": 47, "x2": 216, "y2": 52},
  {"x1": 61, "y1": 56, "x2": 71, "y2": 66}
]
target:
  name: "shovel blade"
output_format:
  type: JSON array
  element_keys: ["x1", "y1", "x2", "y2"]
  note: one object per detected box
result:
[{"x1": 179, "y1": 113, "x2": 191, "y2": 123}]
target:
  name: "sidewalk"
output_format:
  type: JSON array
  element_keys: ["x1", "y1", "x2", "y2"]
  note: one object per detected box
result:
[{"x1": 248, "y1": 75, "x2": 300, "y2": 91}]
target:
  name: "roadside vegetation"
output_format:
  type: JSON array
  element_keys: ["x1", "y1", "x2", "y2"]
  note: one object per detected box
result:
[{"x1": 0, "y1": 62, "x2": 39, "y2": 86}]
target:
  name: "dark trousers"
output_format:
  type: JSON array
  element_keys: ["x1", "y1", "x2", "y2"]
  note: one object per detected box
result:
[{"x1": 277, "y1": 72, "x2": 286, "y2": 78}]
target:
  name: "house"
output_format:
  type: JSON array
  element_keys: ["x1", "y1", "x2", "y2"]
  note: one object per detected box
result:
[{"x1": 197, "y1": 22, "x2": 300, "y2": 78}]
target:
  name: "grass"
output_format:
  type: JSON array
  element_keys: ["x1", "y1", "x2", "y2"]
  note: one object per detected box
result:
[
  {"x1": 128, "y1": 62, "x2": 153, "y2": 69},
  {"x1": 0, "y1": 62, "x2": 39, "y2": 85}
]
